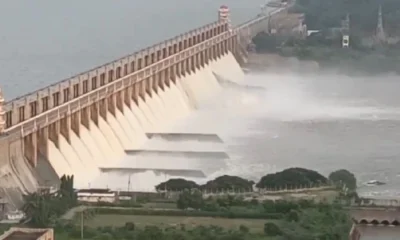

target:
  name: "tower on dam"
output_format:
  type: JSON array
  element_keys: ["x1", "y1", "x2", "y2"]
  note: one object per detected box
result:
[{"x1": 0, "y1": 6, "x2": 287, "y2": 208}]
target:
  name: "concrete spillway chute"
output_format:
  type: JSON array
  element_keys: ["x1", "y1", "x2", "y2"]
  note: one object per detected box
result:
[
  {"x1": 146, "y1": 133, "x2": 224, "y2": 143},
  {"x1": 99, "y1": 168, "x2": 206, "y2": 178},
  {"x1": 125, "y1": 149, "x2": 230, "y2": 159},
  {"x1": 214, "y1": 73, "x2": 266, "y2": 92}
]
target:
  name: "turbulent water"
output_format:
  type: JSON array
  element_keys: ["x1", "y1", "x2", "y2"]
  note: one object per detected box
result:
[
  {"x1": 183, "y1": 71, "x2": 400, "y2": 198},
  {"x1": 1, "y1": 1, "x2": 399, "y2": 198}
]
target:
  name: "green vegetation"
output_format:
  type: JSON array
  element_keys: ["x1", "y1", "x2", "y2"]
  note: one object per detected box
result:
[
  {"x1": 201, "y1": 175, "x2": 255, "y2": 191},
  {"x1": 292, "y1": 0, "x2": 400, "y2": 35},
  {"x1": 177, "y1": 189, "x2": 204, "y2": 210},
  {"x1": 156, "y1": 178, "x2": 199, "y2": 191},
  {"x1": 256, "y1": 168, "x2": 328, "y2": 189},
  {"x1": 12, "y1": 168, "x2": 356, "y2": 240},
  {"x1": 157, "y1": 168, "x2": 330, "y2": 192},
  {"x1": 53, "y1": 203, "x2": 350, "y2": 240},
  {"x1": 329, "y1": 169, "x2": 357, "y2": 191},
  {"x1": 22, "y1": 175, "x2": 77, "y2": 227},
  {"x1": 156, "y1": 175, "x2": 254, "y2": 192},
  {"x1": 253, "y1": 0, "x2": 400, "y2": 74}
]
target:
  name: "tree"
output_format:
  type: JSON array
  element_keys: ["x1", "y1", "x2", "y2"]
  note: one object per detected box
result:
[
  {"x1": 256, "y1": 168, "x2": 328, "y2": 189},
  {"x1": 23, "y1": 192, "x2": 54, "y2": 227},
  {"x1": 155, "y1": 178, "x2": 199, "y2": 191},
  {"x1": 252, "y1": 32, "x2": 282, "y2": 53},
  {"x1": 286, "y1": 210, "x2": 300, "y2": 222},
  {"x1": 200, "y1": 175, "x2": 254, "y2": 192},
  {"x1": 176, "y1": 189, "x2": 204, "y2": 210},
  {"x1": 124, "y1": 222, "x2": 135, "y2": 231},
  {"x1": 239, "y1": 225, "x2": 249, "y2": 234},
  {"x1": 328, "y1": 169, "x2": 357, "y2": 190},
  {"x1": 23, "y1": 174, "x2": 76, "y2": 227},
  {"x1": 264, "y1": 222, "x2": 282, "y2": 236}
]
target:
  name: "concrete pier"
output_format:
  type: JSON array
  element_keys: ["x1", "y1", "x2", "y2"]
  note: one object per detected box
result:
[{"x1": 0, "y1": 6, "x2": 289, "y2": 207}]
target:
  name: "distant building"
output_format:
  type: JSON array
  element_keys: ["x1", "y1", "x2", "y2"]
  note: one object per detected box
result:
[
  {"x1": 1, "y1": 210, "x2": 25, "y2": 224},
  {"x1": 76, "y1": 188, "x2": 116, "y2": 203},
  {"x1": 349, "y1": 209, "x2": 400, "y2": 239},
  {"x1": 0, "y1": 227, "x2": 53, "y2": 240}
]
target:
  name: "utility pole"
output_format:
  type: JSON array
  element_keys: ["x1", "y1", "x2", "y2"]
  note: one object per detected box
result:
[
  {"x1": 127, "y1": 174, "x2": 131, "y2": 192},
  {"x1": 80, "y1": 210, "x2": 83, "y2": 240}
]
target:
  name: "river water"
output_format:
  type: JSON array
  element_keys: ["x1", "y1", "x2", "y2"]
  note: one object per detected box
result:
[{"x1": 1, "y1": 1, "x2": 398, "y2": 198}]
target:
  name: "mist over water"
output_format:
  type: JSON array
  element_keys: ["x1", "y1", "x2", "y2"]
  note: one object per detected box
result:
[{"x1": 134, "y1": 70, "x2": 400, "y2": 197}]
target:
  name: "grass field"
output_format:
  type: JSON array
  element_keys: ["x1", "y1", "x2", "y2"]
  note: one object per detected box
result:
[{"x1": 85, "y1": 214, "x2": 277, "y2": 233}]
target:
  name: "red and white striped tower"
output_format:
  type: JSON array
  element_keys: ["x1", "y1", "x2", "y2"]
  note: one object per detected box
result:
[{"x1": 218, "y1": 5, "x2": 232, "y2": 31}]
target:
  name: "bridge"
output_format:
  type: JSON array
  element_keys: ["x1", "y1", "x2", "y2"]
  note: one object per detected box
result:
[{"x1": 0, "y1": 5, "x2": 290, "y2": 207}]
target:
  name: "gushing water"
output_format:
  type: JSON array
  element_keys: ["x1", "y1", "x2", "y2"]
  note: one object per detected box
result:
[{"x1": 37, "y1": 52, "x2": 400, "y2": 197}]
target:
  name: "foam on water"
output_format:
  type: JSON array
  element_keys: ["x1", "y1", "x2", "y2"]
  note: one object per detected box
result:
[
  {"x1": 80, "y1": 125, "x2": 108, "y2": 167},
  {"x1": 171, "y1": 81, "x2": 192, "y2": 115},
  {"x1": 142, "y1": 137, "x2": 225, "y2": 152},
  {"x1": 113, "y1": 110, "x2": 135, "y2": 149},
  {"x1": 88, "y1": 122, "x2": 116, "y2": 166},
  {"x1": 175, "y1": 77, "x2": 194, "y2": 109},
  {"x1": 153, "y1": 92, "x2": 167, "y2": 120},
  {"x1": 138, "y1": 97, "x2": 157, "y2": 128},
  {"x1": 98, "y1": 116, "x2": 124, "y2": 159},
  {"x1": 149, "y1": 92, "x2": 168, "y2": 132},
  {"x1": 178, "y1": 74, "x2": 197, "y2": 108},
  {"x1": 130, "y1": 101, "x2": 152, "y2": 132},
  {"x1": 47, "y1": 141, "x2": 73, "y2": 176},
  {"x1": 69, "y1": 131, "x2": 99, "y2": 187},
  {"x1": 123, "y1": 104, "x2": 147, "y2": 148},
  {"x1": 244, "y1": 73, "x2": 400, "y2": 122},
  {"x1": 58, "y1": 136, "x2": 86, "y2": 183}
]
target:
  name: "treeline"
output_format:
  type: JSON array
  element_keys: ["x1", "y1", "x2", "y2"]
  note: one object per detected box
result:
[
  {"x1": 293, "y1": 0, "x2": 400, "y2": 35},
  {"x1": 156, "y1": 168, "x2": 356, "y2": 192},
  {"x1": 156, "y1": 175, "x2": 255, "y2": 192}
]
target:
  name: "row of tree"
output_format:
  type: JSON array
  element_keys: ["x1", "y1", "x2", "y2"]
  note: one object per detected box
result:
[
  {"x1": 156, "y1": 175, "x2": 255, "y2": 192},
  {"x1": 156, "y1": 167, "x2": 357, "y2": 192}
]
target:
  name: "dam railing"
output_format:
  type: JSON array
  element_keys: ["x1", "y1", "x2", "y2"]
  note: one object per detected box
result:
[{"x1": 2, "y1": 20, "x2": 229, "y2": 133}]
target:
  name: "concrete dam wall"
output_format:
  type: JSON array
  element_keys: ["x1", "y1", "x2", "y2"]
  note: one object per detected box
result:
[
  {"x1": 0, "y1": 4, "x2": 281, "y2": 207},
  {"x1": 45, "y1": 52, "x2": 243, "y2": 191}
]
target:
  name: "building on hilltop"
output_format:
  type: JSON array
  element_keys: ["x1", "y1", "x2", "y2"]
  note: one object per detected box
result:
[{"x1": 0, "y1": 227, "x2": 53, "y2": 240}]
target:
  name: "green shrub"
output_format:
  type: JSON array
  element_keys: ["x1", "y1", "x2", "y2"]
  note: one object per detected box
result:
[
  {"x1": 285, "y1": 210, "x2": 300, "y2": 222},
  {"x1": 124, "y1": 222, "x2": 135, "y2": 231},
  {"x1": 264, "y1": 222, "x2": 282, "y2": 236}
]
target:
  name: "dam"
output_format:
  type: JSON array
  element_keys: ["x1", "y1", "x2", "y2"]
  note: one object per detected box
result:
[{"x1": 0, "y1": 5, "x2": 289, "y2": 207}]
